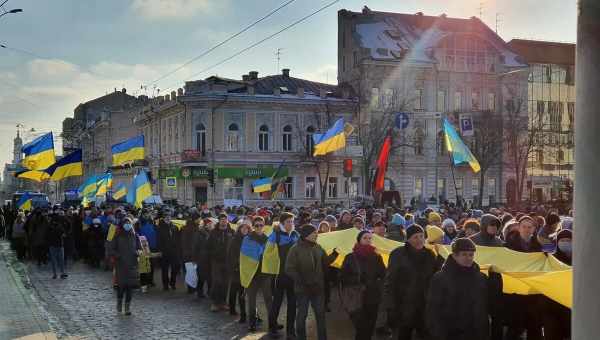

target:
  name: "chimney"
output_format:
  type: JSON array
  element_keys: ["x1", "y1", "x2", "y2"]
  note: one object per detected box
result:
[
  {"x1": 165, "y1": 94, "x2": 170, "y2": 101},
  {"x1": 319, "y1": 88, "x2": 327, "y2": 99},
  {"x1": 122, "y1": 88, "x2": 127, "y2": 94},
  {"x1": 249, "y1": 71, "x2": 259, "y2": 80},
  {"x1": 273, "y1": 87, "x2": 281, "y2": 96},
  {"x1": 171, "y1": 90, "x2": 176, "y2": 101},
  {"x1": 177, "y1": 88, "x2": 184, "y2": 97},
  {"x1": 297, "y1": 87, "x2": 304, "y2": 98},
  {"x1": 282, "y1": 68, "x2": 290, "y2": 77},
  {"x1": 242, "y1": 74, "x2": 250, "y2": 81}
]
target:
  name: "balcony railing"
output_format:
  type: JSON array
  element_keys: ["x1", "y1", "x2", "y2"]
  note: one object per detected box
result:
[{"x1": 181, "y1": 149, "x2": 207, "y2": 163}]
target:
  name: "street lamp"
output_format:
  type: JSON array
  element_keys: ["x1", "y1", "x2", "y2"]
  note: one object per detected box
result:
[{"x1": 0, "y1": 8, "x2": 22, "y2": 19}]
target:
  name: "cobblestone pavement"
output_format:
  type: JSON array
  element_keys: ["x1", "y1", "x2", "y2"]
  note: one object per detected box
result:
[
  {"x1": 0, "y1": 241, "x2": 56, "y2": 340},
  {"x1": 23, "y1": 255, "x2": 362, "y2": 340}
]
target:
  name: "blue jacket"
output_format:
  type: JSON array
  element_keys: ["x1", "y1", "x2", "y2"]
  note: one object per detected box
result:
[{"x1": 139, "y1": 222, "x2": 158, "y2": 251}]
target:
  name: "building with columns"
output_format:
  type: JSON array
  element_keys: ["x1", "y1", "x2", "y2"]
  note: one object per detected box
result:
[
  {"x1": 135, "y1": 69, "x2": 359, "y2": 207},
  {"x1": 338, "y1": 7, "x2": 528, "y2": 207}
]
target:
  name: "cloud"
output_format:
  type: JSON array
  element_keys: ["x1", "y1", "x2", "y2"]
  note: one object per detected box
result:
[
  {"x1": 131, "y1": 0, "x2": 214, "y2": 20},
  {"x1": 28, "y1": 59, "x2": 80, "y2": 81},
  {"x1": 298, "y1": 64, "x2": 337, "y2": 84}
]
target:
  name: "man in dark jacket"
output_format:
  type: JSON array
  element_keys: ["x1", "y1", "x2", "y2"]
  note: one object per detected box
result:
[
  {"x1": 384, "y1": 224, "x2": 441, "y2": 340},
  {"x1": 426, "y1": 238, "x2": 489, "y2": 340},
  {"x1": 193, "y1": 217, "x2": 211, "y2": 298},
  {"x1": 285, "y1": 224, "x2": 338, "y2": 340},
  {"x1": 469, "y1": 214, "x2": 504, "y2": 247},
  {"x1": 207, "y1": 213, "x2": 235, "y2": 311},
  {"x1": 47, "y1": 211, "x2": 68, "y2": 279},
  {"x1": 157, "y1": 213, "x2": 182, "y2": 291},
  {"x1": 505, "y1": 216, "x2": 542, "y2": 252},
  {"x1": 270, "y1": 212, "x2": 300, "y2": 338}
]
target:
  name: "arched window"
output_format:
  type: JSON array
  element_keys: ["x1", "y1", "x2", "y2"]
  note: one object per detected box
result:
[
  {"x1": 414, "y1": 127, "x2": 425, "y2": 156},
  {"x1": 258, "y1": 125, "x2": 269, "y2": 151},
  {"x1": 306, "y1": 126, "x2": 315, "y2": 156},
  {"x1": 195, "y1": 123, "x2": 206, "y2": 155},
  {"x1": 227, "y1": 123, "x2": 240, "y2": 151},
  {"x1": 437, "y1": 130, "x2": 446, "y2": 155},
  {"x1": 282, "y1": 125, "x2": 293, "y2": 151}
]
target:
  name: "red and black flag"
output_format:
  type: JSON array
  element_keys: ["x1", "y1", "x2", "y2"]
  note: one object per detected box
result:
[{"x1": 373, "y1": 135, "x2": 392, "y2": 193}]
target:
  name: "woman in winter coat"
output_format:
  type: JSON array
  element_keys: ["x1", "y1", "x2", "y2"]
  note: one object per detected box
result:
[
  {"x1": 553, "y1": 229, "x2": 572, "y2": 266},
  {"x1": 341, "y1": 230, "x2": 386, "y2": 340},
  {"x1": 207, "y1": 213, "x2": 235, "y2": 311},
  {"x1": 228, "y1": 219, "x2": 251, "y2": 320},
  {"x1": 108, "y1": 217, "x2": 140, "y2": 316}
]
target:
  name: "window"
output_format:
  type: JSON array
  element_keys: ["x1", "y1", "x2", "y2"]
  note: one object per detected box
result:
[
  {"x1": 456, "y1": 178, "x2": 464, "y2": 199},
  {"x1": 537, "y1": 149, "x2": 544, "y2": 165},
  {"x1": 415, "y1": 177, "x2": 424, "y2": 200},
  {"x1": 437, "y1": 178, "x2": 447, "y2": 201},
  {"x1": 437, "y1": 90, "x2": 446, "y2": 112},
  {"x1": 487, "y1": 93, "x2": 495, "y2": 111},
  {"x1": 472, "y1": 177, "x2": 480, "y2": 198},
  {"x1": 454, "y1": 91, "x2": 462, "y2": 111},
  {"x1": 282, "y1": 125, "x2": 293, "y2": 151},
  {"x1": 471, "y1": 91, "x2": 480, "y2": 110},
  {"x1": 353, "y1": 51, "x2": 359, "y2": 67},
  {"x1": 174, "y1": 116, "x2": 179, "y2": 152},
  {"x1": 383, "y1": 89, "x2": 393, "y2": 109},
  {"x1": 371, "y1": 87, "x2": 380, "y2": 108},
  {"x1": 306, "y1": 126, "x2": 315, "y2": 156},
  {"x1": 305, "y1": 177, "x2": 316, "y2": 198},
  {"x1": 344, "y1": 177, "x2": 359, "y2": 197},
  {"x1": 437, "y1": 131, "x2": 446, "y2": 155},
  {"x1": 195, "y1": 123, "x2": 206, "y2": 155},
  {"x1": 227, "y1": 123, "x2": 240, "y2": 151},
  {"x1": 284, "y1": 177, "x2": 293, "y2": 199},
  {"x1": 488, "y1": 178, "x2": 497, "y2": 197},
  {"x1": 558, "y1": 149, "x2": 565, "y2": 162},
  {"x1": 223, "y1": 178, "x2": 244, "y2": 201},
  {"x1": 258, "y1": 124, "x2": 269, "y2": 151},
  {"x1": 414, "y1": 89, "x2": 423, "y2": 110},
  {"x1": 328, "y1": 177, "x2": 338, "y2": 198},
  {"x1": 414, "y1": 127, "x2": 424, "y2": 156},
  {"x1": 567, "y1": 102, "x2": 575, "y2": 128}
]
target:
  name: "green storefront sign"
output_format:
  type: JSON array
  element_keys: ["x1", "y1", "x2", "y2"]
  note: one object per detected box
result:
[{"x1": 159, "y1": 166, "x2": 288, "y2": 179}]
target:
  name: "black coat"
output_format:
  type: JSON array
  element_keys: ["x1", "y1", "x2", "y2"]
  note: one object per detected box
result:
[
  {"x1": 426, "y1": 255, "x2": 489, "y2": 340},
  {"x1": 383, "y1": 244, "x2": 441, "y2": 326},
  {"x1": 180, "y1": 222, "x2": 198, "y2": 263},
  {"x1": 156, "y1": 220, "x2": 182, "y2": 262},
  {"x1": 207, "y1": 225, "x2": 235, "y2": 269},
  {"x1": 227, "y1": 230, "x2": 246, "y2": 284},
  {"x1": 340, "y1": 250, "x2": 386, "y2": 306},
  {"x1": 504, "y1": 231, "x2": 542, "y2": 253},
  {"x1": 108, "y1": 229, "x2": 140, "y2": 287},
  {"x1": 192, "y1": 227, "x2": 210, "y2": 270}
]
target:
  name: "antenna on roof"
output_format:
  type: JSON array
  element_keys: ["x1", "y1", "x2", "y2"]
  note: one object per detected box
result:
[
  {"x1": 495, "y1": 13, "x2": 502, "y2": 35},
  {"x1": 478, "y1": 1, "x2": 484, "y2": 19},
  {"x1": 275, "y1": 48, "x2": 283, "y2": 74}
]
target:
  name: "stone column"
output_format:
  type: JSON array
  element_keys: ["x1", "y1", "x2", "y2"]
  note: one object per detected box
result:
[{"x1": 574, "y1": 1, "x2": 600, "y2": 338}]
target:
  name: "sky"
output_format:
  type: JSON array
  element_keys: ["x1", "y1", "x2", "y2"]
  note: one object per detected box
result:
[{"x1": 0, "y1": 0, "x2": 576, "y2": 180}]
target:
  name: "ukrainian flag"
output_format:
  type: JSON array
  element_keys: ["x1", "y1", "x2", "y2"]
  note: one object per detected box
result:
[
  {"x1": 22, "y1": 132, "x2": 56, "y2": 170},
  {"x1": 443, "y1": 118, "x2": 481, "y2": 173},
  {"x1": 111, "y1": 135, "x2": 145, "y2": 166},
  {"x1": 240, "y1": 236, "x2": 266, "y2": 288},
  {"x1": 16, "y1": 192, "x2": 33, "y2": 211},
  {"x1": 313, "y1": 118, "x2": 347, "y2": 156},
  {"x1": 44, "y1": 149, "x2": 83, "y2": 181},
  {"x1": 262, "y1": 229, "x2": 299, "y2": 274},
  {"x1": 112, "y1": 183, "x2": 127, "y2": 200},
  {"x1": 15, "y1": 169, "x2": 50, "y2": 182},
  {"x1": 96, "y1": 172, "x2": 113, "y2": 197},
  {"x1": 132, "y1": 170, "x2": 152, "y2": 208},
  {"x1": 79, "y1": 175, "x2": 99, "y2": 198},
  {"x1": 252, "y1": 177, "x2": 272, "y2": 193}
]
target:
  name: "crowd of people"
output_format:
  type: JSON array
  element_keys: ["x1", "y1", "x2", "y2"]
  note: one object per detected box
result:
[{"x1": 1, "y1": 201, "x2": 573, "y2": 340}]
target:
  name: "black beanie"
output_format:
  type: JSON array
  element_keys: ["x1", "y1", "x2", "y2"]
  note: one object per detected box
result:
[
  {"x1": 299, "y1": 224, "x2": 316, "y2": 239},
  {"x1": 451, "y1": 238, "x2": 476, "y2": 253},
  {"x1": 356, "y1": 230, "x2": 371, "y2": 243},
  {"x1": 545, "y1": 212, "x2": 560, "y2": 226},
  {"x1": 406, "y1": 224, "x2": 424, "y2": 241}
]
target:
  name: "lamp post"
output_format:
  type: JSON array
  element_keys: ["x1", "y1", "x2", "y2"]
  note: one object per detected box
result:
[{"x1": 0, "y1": 8, "x2": 22, "y2": 19}]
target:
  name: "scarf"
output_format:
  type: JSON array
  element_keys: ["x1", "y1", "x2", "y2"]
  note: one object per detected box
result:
[{"x1": 353, "y1": 243, "x2": 377, "y2": 258}]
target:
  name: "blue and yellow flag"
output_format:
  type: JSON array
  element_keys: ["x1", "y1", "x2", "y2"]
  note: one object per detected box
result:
[
  {"x1": 16, "y1": 192, "x2": 33, "y2": 211},
  {"x1": 443, "y1": 118, "x2": 481, "y2": 173},
  {"x1": 44, "y1": 149, "x2": 83, "y2": 181},
  {"x1": 251, "y1": 177, "x2": 272, "y2": 193},
  {"x1": 15, "y1": 169, "x2": 50, "y2": 182},
  {"x1": 79, "y1": 175, "x2": 99, "y2": 198},
  {"x1": 132, "y1": 170, "x2": 152, "y2": 208},
  {"x1": 111, "y1": 135, "x2": 145, "y2": 166},
  {"x1": 112, "y1": 183, "x2": 127, "y2": 200},
  {"x1": 96, "y1": 172, "x2": 113, "y2": 197},
  {"x1": 240, "y1": 236, "x2": 266, "y2": 288},
  {"x1": 313, "y1": 118, "x2": 347, "y2": 156},
  {"x1": 22, "y1": 132, "x2": 56, "y2": 170},
  {"x1": 262, "y1": 229, "x2": 299, "y2": 274}
]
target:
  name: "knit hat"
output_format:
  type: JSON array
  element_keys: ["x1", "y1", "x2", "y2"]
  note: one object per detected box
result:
[
  {"x1": 391, "y1": 213, "x2": 405, "y2": 226},
  {"x1": 298, "y1": 224, "x2": 317, "y2": 239},
  {"x1": 442, "y1": 218, "x2": 456, "y2": 229},
  {"x1": 406, "y1": 224, "x2": 424, "y2": 241},
  {"x1": 472, "y1": 210, "x2": 484, "y2": 219},
  {"x1": 481, "y1": 214, "x2": 501, "y2": 230},
  {"x1": 546, "y1": 212, "x2": 561, "y2": 227},
  {"x1": 556, "y1": 229, "x2": 572, "y2": 242},
  {"x1": 280, "y1": 212, "x2": 295, "y2": 224},
  {"x1": 357, "y1": 230, "x2": 371, "y2": 243},
  {"x1": 352, "y1": 216, "x2": 365, "y2": 225},
  {"x1": 428, "y1": 212, "x2": 442, "y2": 224},
  {"x1": 561, "y1": 217, "x2": 573, "y2": 230},
  {"x1": 426, "y1": 225, "x2": 445, "y2": 243},
  {"x1": 451, "y1": 238, "x2": 476, "y2": 253}
]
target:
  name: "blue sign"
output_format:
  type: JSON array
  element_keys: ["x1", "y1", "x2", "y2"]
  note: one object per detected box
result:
[
  {"x1": 459, "y1": 115, "x2": 474, "y2": 136},
  {"x1": 395, "y1": 112, "x2": 409, "y2": 129}
]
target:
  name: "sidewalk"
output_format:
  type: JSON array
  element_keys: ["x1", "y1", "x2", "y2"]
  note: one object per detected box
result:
[{"x1": 0, "y1": 241, "x2": 57, "y2": 340}]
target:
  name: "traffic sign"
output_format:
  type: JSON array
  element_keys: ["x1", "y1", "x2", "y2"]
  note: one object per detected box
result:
[
  {"x1": 395, "y1": 112, "x2": 409, "y2": 129},
  {"x1": 166, "y1": 177, "x2": 177, "y2": 188},
  {"x1": 459, "y1": 114, "x2": 474, "y2": 136}
]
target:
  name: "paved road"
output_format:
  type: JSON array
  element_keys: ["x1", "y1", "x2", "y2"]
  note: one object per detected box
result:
[{"x1": 20, "y1": 253, "x2": 362, "y2": 340}]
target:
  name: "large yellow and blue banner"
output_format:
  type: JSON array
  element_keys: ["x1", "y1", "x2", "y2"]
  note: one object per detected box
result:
[
  {"x1": 111, "y1": 135, "x2": 145, "y2": 166},
  {"x1": 22, "y1": 132, "x2": 56, "y2": 170}
]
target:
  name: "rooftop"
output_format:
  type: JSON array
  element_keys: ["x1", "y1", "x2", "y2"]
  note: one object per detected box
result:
[{"x1": 507, "y1": 39, "x2": 575, "y2": 66}]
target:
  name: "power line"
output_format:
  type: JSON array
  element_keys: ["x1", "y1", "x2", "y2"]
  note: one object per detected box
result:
[
  {"x1": 160, "y1": 0, "x2": 340, "y2": 93},
  {"x1": 148, "y1": 0, "x2": 297, "y2": 86}
]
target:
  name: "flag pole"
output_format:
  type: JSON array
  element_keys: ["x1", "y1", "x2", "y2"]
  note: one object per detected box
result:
[{"x1": 444, "y1": 117, "x2": 461, "y2": 208}]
